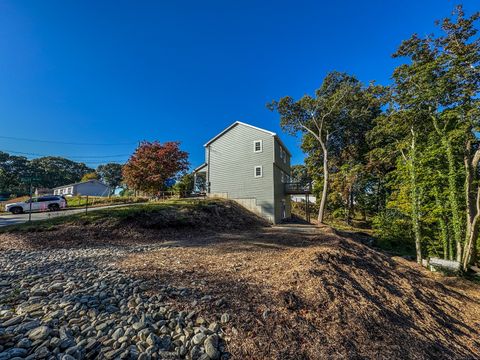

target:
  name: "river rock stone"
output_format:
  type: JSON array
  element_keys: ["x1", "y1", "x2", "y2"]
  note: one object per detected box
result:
[
  {"x1": 0, "y1": 244, "x2": 227, "y2": 359},
  {"x1": 220, "y1": 313, "x2": 230, "y2": 324},
  {"x1": 16, "y1": 338, "x2": 32, "y2": 349},
  {"x1": 204, "y1": 335, "x2": 220, "y2": 359},
  {"x1": 28, "y1": 326, "x2": 51, "y2": 341}
]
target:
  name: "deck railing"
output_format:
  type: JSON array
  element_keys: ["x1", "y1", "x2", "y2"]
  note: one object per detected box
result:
[{"x1": 284, "y1": 182, "x2": 312, "y2": 194}]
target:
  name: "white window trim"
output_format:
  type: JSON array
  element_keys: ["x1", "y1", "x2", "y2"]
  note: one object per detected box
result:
[
  {"x1": 254, "y1": 166, "x2": 263, "y2": 178},
  {"x1": 253, "y1": 140, "x2": 263, "y2": 153}
]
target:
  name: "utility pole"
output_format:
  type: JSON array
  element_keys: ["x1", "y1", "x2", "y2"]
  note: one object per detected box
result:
[
  {"x1": 28, "y1": 178, "x2": 33, "y2": 223},
  {"x1": 21, "y1": 173, "x2": 39, "y2": 223}
]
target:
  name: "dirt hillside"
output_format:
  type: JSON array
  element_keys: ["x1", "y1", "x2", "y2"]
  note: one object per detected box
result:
[{"x1": 0, "y1": 199, "x2": 269, "y2": 249}]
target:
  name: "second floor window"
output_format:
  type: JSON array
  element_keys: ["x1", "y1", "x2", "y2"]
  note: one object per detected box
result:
[
  {"x1": 254, "y1": 140, "x2": 263, "y2": 153},
  {"x1": 280, "y1": 147, "x2": 287, "y2": 162}
]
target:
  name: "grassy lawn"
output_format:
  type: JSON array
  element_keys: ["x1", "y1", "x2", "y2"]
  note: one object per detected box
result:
[
  {"x1": 0, "y1": 196, "x2": 148, "y2": 215},
  {"x1": 0, "y1": 199, "x2": 223, "y2": 233},
  {"x1": 65, "y1": 195, "x2": 147, "y2": 208}
]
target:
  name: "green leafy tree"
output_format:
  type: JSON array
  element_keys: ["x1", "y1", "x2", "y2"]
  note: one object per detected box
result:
[
  {"x1": 29, "y1": 157, "x2": 93, "y2": 190},
  {"x1": 81, "y1": 172, "x2": 99, "y2": 182},
  {"x1": 269, "y1": 72, "x2": 383, "y2": 224},
  {"x1": 290, "y1": 164, "x2": 311, "y2": 185},
  {"x1": 97, "y1": 163, "x2": 123, "y2": 193},
  {"x1": 391, "y1": 5, "x2": 480, "y2": 269},
  {"x1": 173, "y1": 173, "x2": 195, "y2": 195},
  {"x1": 0, "y1": 151, "x2": 30, "y2": 195}
]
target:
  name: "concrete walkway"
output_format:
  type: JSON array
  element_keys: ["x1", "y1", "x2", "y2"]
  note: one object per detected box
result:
[{"x1": 271, "y1": 223, "x2": 319, "y2": 234}]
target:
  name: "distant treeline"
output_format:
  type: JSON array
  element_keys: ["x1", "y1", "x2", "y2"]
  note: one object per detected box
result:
[{"x1": 0, "y1": 151, "x2": 123, "y2": 197}]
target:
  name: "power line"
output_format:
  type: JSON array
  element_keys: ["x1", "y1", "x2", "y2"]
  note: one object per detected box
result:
[
  {"x1": 76, "y1": 160, "x2": 126, "y2": 164},
  {"x1": 0, "y1": 135, "x2": 138, "y2": 146},
  {"x1": 1, "y1": 150, "x2": 129, "y2": 166},
  {"x1": 1, "y1": 149, "x2": 130, "y2": 159}
]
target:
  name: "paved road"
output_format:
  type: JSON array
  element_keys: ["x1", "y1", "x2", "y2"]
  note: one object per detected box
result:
[{"x1": 0, "y1": 203, "x2": 143, "y2": 227}]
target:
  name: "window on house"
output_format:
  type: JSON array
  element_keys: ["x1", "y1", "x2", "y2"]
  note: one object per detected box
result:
[
  {"x1": 280, "y1": 147, "x2": 287, "y2": 162},
  {"x1": 254, "y1": 140, "x2": 263, "y2": 153},
  {"x1": 254, "y1": 166, "x2": 263, "y2": 178}
]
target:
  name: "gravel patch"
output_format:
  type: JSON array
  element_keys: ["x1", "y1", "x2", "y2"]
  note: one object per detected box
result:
[{"x1": 0, "y1": 246, "x2": 229, "y2": 360}]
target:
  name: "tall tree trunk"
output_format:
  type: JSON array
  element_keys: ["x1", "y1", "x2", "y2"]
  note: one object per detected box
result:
[
  {"x1": 408, "y1": 134, "x2": 422, "y2": 264},
  {"x1": 434, "y1": 186, "x2": 450, "y2": 260},
  {"x1": 462, "y1": 146, "x2": 480, "y2": 271},
  {"x1": 463, "y1": 189, "x2": 480, "y2": 271},
  {"x1": 318, "y1": 146, "x2": 328, "y2": 225},
  {"x1": 299, "y1": 120, "x2": 330, "y2": 225},
  {"x1": 444, "y1": 138, "x2": 464, "y2": 262},
  {"x1": 432, "y1": 116, "x2": 463, "y2": 261},
  {"x1": 347, "y1": 186, "x2": 354, "y2": 225}
]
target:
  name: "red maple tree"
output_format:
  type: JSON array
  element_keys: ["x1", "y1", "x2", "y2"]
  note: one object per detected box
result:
[{"x1": 123, "y1": 141, "x2": 189, "y2": 195}]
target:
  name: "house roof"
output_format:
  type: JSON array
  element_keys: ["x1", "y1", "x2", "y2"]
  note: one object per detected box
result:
[
  {"x1": 204, "y1": 121, "x2": 291, "y2": 156},
  {"x1": 193, "y1": 163, "x2": 208, "y2": 173},
  {"x1": 52, "y1": 179, "x2": 109, "y2": 190}
]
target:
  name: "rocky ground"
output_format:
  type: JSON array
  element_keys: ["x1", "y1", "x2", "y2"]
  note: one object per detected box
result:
[{"x1": 0, "y1": 246, "x2": 230, "y2": 360}]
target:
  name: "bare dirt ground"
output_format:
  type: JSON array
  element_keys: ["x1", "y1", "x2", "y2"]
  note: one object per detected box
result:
[{"x1": 1, "y1": 200, "x2": 479, "y2": 359}]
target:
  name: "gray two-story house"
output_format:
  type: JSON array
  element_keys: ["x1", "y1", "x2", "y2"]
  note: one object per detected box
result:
[{"x1": 194, "y1": 121, "x2": 291, "y2": 223}]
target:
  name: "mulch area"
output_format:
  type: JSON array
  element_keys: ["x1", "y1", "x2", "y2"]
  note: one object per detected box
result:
[{"x1": 118, "y1": 226, "x2": 480, "y2": 360}]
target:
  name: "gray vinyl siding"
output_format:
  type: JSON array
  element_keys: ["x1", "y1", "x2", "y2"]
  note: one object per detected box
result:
[
  {"x1": 274, "y1": 138, "x2": 291, "y2": 173},
  {"x1": 273, "y1": 138, "x2": 291, "y2": 221},
  {"x1": 54, "y1": 181, "x2": 110, "y2": 197},
  {"x1": 208, "y1": 123, "x2": 276, "y2": 221},
  {"x1": 75, "y1": 182, "x2": 110, "y2": 196}
]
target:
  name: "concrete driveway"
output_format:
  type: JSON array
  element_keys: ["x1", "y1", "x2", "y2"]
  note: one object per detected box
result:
[{"x1": 0, "y1": 203, "x2": 144, "y2": 227}]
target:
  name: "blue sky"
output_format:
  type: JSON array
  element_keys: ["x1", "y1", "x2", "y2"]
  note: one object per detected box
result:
[{"x1": 0, "y1": 0, "x2": 477, "y2": 169}]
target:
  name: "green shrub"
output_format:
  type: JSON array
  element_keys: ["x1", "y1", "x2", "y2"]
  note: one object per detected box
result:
[{"x1": 372, "y1": 209, "x2": 415, "y2": 255}]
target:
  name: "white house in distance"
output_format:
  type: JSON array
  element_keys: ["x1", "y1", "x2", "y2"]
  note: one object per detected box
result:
[
  {"x1": 193, "y1": 121, "x2": 310, "y2": 223},
  {"x1": 52, "y1": 179, "x2": 111, "y2": 197}
]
